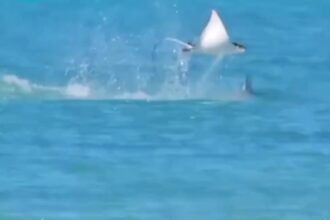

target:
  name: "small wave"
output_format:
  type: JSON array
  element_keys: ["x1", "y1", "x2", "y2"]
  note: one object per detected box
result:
[{"x1": 0, "y1": 74, "x2": 252, "y2": 102}]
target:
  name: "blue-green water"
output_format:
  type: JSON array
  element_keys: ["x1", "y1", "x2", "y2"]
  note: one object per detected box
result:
[{"x1": 0, "y1": 0, "x2": 330, "y2": 219}]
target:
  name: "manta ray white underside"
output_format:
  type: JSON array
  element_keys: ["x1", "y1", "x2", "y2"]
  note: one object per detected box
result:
[
  {"x1": 155, "y1": 9, "x2": 245, "y2": 57},
  {"x1": 151, "y1": 9, "x2": 250, "y2": 95},
  {"x1": 199, "y1": 10, "x2": 231, "y2": 54}
]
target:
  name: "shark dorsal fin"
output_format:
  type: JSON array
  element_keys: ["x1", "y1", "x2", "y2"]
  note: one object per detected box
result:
[{"x1": 200, "y1": 10, "x2": 230, "y2": 49}]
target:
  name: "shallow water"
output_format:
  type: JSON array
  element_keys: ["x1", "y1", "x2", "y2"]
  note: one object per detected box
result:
[{"x1": 0, "y1": 0, "x2": 330, "y2": 219}]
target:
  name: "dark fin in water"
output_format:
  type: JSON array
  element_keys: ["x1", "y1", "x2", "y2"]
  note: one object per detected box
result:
[{"x1": 242, "y1": 75, "x2": 253, "y2": 94}]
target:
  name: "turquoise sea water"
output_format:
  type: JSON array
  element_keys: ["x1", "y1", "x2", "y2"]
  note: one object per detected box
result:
[{"x1": 1, "y1": 0, "x2": 330, "y2": 219}]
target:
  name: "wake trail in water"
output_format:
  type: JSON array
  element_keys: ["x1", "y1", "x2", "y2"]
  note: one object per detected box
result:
[
  {"x1": 0, "y1": 73, "x2": 252, "y2": 102},
  {"x1": 0, "y1": 74, "x2": 91, "y2": 99}
]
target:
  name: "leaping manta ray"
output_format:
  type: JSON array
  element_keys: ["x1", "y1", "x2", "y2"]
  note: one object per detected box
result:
[
  {"x1": 152, "y1": 9, "x2": 250, "y2": 93},
  {"x1": 183, "y1": 9, "x2": 245, "y2": 56},
  {"x1": 153, "y1": 9, "x2": 246, "y2": 59}
]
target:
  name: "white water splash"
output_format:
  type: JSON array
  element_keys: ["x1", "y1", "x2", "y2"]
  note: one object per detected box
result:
[
  {"x1": 0, "y1": 73, "x2": 252, "y2": 101},
  {"x1": 0, "y1": 74, "x2": 91, "y2": 99},
  {"x1": 65, "y1": 83, "x2": 91, "y2": 98},
  {"x1": 2, "y1": 74, "x2": 33, "y2": 93}
]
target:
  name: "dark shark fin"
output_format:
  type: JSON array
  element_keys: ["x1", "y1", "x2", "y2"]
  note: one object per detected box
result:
[{"x1": 242, "y1": 75, "x2": 253, "y2": 94}]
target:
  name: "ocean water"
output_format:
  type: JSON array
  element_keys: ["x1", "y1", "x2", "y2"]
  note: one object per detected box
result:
[{"x1": 0, "y1": 0, "x2": 330, "y2": 219}]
